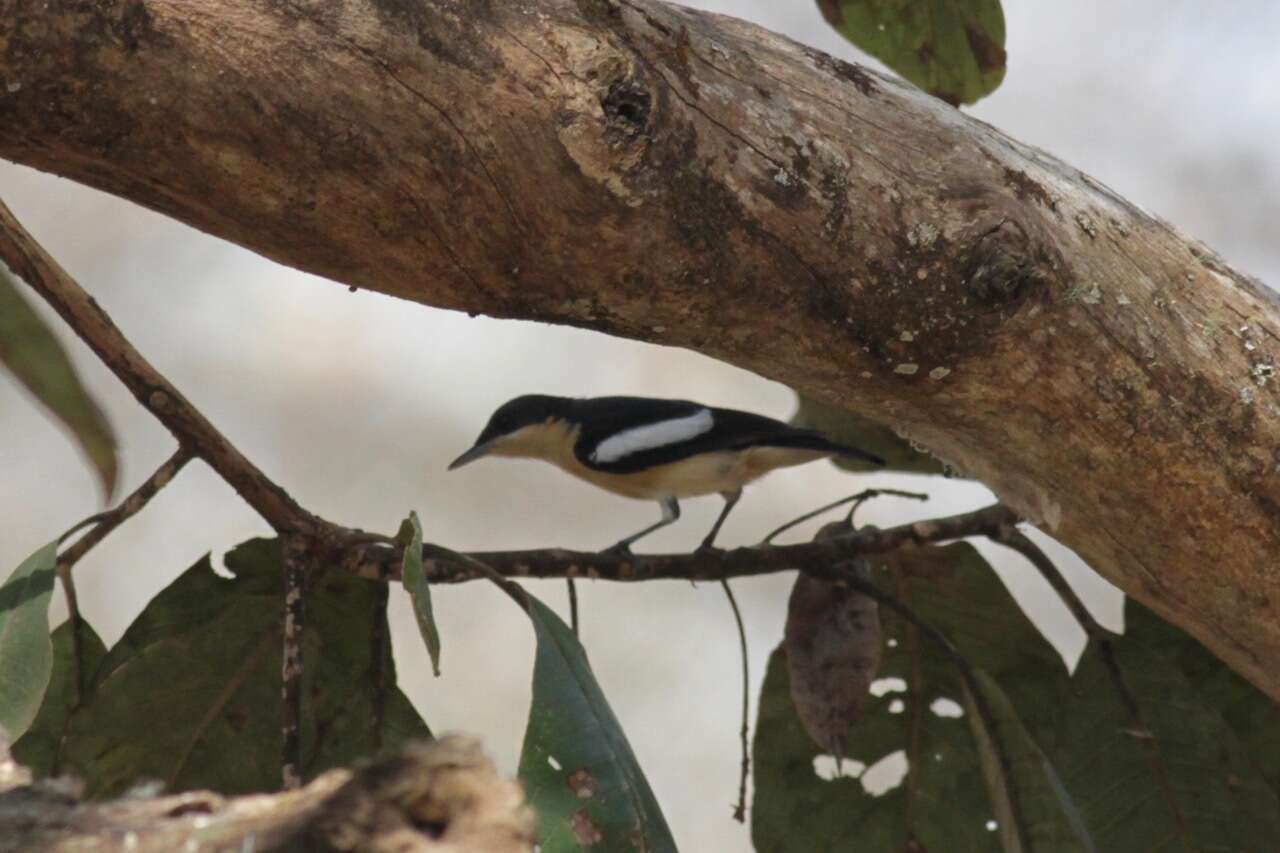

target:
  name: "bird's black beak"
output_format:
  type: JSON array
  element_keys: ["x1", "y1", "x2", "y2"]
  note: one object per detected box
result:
[{"x1": 448, "y1": 440, "x2": 495, "y2": 471}]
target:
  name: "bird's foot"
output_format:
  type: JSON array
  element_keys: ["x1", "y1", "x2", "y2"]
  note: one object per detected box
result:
[
  {"x1": 603, "y1": 541, "x2": 634, "y2": 558},
  {"x1": 695, "y1": 540, "x2": 725, "y2": 556}
]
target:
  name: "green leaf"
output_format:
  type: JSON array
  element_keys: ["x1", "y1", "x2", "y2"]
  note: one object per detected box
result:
[
  {"x1": 1036, "y1": 601, "x2": 1280, "y2": 850},
  {"x1": 398, "y1": 511, "x2": 441, "y2": 676},
  {"x1": 1150, "y1": 605, "x2": 1280, "y2": 795},
  {"x1": 753, "y1": 537, "x2": 1280, "y2": 851},
  {"x1": 0, "y1": 541, "x2": 58, "y2": 740},
  {"x1": 517, "y1": 594, "x2": 676, "y2": 852},
  {"x1": 964, "y1": 668, "x2": 1094, "y2": 852},
  {"x1": 818, "y1": 0, "x2": 1007, "y2": 105},
  {"x1": 0, "y1": 267, "x2": 117, "y2": 496},
  {"x1": 793, "y1": 394, "x2": 949, "y2": 476},
  {"x1": 752, "y1": 543, "x2": 1077, "y2": 851},
  {"x1": 12, "y1": 618, "x2": 108, "y2": 776},
  {"x1": 61, "y1": 538, "x2": 430, "y2": 797}
]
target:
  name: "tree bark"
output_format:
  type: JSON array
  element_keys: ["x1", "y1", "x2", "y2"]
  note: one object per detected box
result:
[
  {"x1": 0, "y1": 736, "x2": 535, "y2": 851},
  {"x1": 1, "y1": 0, "x2": 1278, "y2": 698}
]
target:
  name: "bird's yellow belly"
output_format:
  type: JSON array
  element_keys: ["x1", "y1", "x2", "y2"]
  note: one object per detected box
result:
[{"x1": 554, "y1": 447, "x2": 827, "y2": 499}]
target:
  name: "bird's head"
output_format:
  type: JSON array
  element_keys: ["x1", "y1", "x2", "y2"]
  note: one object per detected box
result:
[{"x1": 448, "y1": 394, "x2": 574, "y2": 469}]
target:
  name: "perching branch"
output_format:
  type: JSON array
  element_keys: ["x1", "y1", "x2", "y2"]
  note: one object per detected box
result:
[{"x1": 347, "y1": 503, "x2": 1020, "y2": 585}]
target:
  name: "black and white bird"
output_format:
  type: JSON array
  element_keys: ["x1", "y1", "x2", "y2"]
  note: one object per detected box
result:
[{"x1": 448, "y1": 395, "x2": 884, "y2": 552}]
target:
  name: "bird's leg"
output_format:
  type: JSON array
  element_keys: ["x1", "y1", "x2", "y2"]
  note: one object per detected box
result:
[
  {"x1": 699, "y1": 489, "x2": 742, "y2": 552},
  {"x1": 605, "y1": 497, "x2": 681, "y2": 555}
]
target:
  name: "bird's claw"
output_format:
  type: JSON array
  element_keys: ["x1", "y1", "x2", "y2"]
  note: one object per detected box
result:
[{"x1": 603, "y1": 542, "x2": 634, "y2": 558}]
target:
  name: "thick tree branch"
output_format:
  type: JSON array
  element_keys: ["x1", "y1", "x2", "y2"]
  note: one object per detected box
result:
[
  {"x1": 0, "y1": 736, "x2": 535, "y2": 852},
  {"x1": 1, "y1": 0, "x2": 1278, "y2": 699}
]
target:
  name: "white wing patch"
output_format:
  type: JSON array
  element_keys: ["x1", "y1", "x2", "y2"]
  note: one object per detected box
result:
[{"x1": 591, "y1": 409, "x2": 715, "y2": 464}]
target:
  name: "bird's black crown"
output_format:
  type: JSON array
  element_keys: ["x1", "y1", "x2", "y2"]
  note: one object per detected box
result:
[{"x1": 473, "y1": 394, "x2": 570, "y2": 444}]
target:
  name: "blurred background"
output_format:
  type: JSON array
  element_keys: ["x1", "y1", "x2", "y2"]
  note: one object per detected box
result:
[{"x1": 3, "y1": 1, "x2": 1278, "y2": 848}]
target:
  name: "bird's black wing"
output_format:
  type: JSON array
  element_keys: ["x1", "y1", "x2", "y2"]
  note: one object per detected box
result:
[{"x1": 572, "y1": 397, "x2": 880, "y2": 473}]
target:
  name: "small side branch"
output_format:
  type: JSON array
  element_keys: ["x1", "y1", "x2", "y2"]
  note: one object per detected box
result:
[
  {"x1": 58, "y1": 447, "x2": 196, "y2": 572},
  {"x1": 55, "y1": 447, "x2": 195, "y2": 699}
]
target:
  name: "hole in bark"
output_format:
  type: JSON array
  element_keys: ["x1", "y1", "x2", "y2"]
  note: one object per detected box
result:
[
  {"x1": 411, "y1": 817, "x2": 448, "y2": 839},
  {"x1": 962, "y1": 221, "x2": 1045, "y2": 307},
  {"x1": 601, "y1": 79, "x2": 651, "y2": 141},
  {"x1": 164, "y1": 799, "x2": 216, "y2": 818}
]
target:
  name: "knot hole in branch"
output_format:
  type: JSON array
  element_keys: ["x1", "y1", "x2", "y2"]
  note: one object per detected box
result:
[
  {"x1": 962, "y1": 220, "x2": 1050, "y2": 308},
  {"x1": 601, "y1": 78, "x2": 651, "y2": 144}
]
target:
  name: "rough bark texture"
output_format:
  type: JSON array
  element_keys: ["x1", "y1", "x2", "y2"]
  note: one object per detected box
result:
[
  {"x1": 0, "y1": 735, "x2": 535, "y2": 851},
  {"x1": 1, "y1": 1, "x2": 1277, "y2": 697}
]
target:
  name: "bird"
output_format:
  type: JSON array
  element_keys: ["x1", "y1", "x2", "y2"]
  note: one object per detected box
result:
[{"x1": 448, "y1": 394, "x2": 885, "y2": 553}]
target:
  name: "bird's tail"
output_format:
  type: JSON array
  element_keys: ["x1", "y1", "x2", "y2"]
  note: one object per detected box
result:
[{"x1": 765, "y1": 431, "x2": 886, "y2": 467}]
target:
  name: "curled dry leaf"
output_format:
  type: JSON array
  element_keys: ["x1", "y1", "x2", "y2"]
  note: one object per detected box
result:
[{"x1": 784, "y1": 522, "x2": 882, "y2": 758}]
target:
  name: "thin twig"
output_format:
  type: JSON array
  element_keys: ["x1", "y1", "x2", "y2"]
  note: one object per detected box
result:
[
  {"x1": 567, "y1": 579, "x2": 580, "y2": 638},
  {"x1": 720, "y1": 579, "x2": 750, "y2": 823},
  {"x1": 0, "y1": 200, "x2": 319, "y2": 536},
  {"x1": 281, "y1": 534, "x2": 309, "y2": 790},
  {"x1": 55, "y1": 448, "x2": 195, "y2": 699},
  {"x1": 58, "y1": 447, "x2": 196, "y2": 572},
  {"x1": 761, "y1": 489, "x2": 929, "y2": 546},
  {"x1": 348, "y1": 503, "x2": 1020, "y2": 585},
  {"x1": 988, "y1": 525, "x2": 1191, "y2": 841}
]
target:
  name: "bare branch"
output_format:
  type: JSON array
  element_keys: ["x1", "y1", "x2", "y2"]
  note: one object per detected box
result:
[
  {"x1": 0, "y1": 200, "x2": 319, "y2": 536},
  {"x1": 57, "y1": 448, "x2": 195, "y2": 573},
  {"x1": 346, "y1": 503, "x2": 1020, "y2": 584}
]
